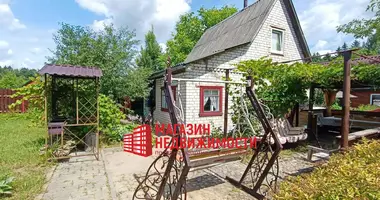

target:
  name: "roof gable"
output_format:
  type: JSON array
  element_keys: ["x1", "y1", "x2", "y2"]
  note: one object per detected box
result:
[{"x1": 185, "y1": 0, "x2": 310, "y2": 63}]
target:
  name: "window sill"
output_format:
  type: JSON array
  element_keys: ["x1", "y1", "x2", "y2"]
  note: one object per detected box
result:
[
  {"x1": 271, "y1": 51, "x2": 284, "y2": 56},
  {"x1": 199, "y1": 112, "x2": 223, "y2": 117}
]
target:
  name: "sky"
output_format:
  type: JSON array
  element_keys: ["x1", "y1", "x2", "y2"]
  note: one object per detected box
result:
[{"x1": 0, "y1": 0, "x2": 374, "y2": 69}]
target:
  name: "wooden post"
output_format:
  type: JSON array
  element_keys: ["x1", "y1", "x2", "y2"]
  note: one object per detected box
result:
[
  {"x1": 307, "y1": 85, "x2": 315, "y2": 134},
  {"x1": 96, "y1": 77, "x2": 100, "y2": 160},
  {"x1": 76, "y1": 79, "x2": 79, "y2": 124},
  {"x1": 44, "y1": 74, "x2": 48, "y2": 147},
  {"x1": 341, "y1": 51, "x2": 352, "y2": 150},
  {"x1": 295, "y1": 102, "x2": 299, "y2": 127},
  {"x1": 224, "y1": 69, "x2": 230, "y2": 137}
]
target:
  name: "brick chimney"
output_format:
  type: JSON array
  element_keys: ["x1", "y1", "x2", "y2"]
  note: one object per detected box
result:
[{"x1": 244, "y1": 0, "x2": 248, "y2": 8}]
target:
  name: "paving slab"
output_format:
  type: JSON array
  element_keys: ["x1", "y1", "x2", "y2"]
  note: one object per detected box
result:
[{"x1": 39, "y1": 148, "x2": 314, "y2": 200}]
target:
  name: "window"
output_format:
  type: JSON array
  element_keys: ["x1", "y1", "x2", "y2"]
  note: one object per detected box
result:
[
  {"x1": 370, "y1": 94, "x2": 380, "y2": 106},
  {"x1": 199, "y1": 86, "x2": 223, "y2": 117},
  {"x1": 161, "y1": 86, "x2": 176, "y2": 112},
  {"x1": 271, "y1": 29, "x2": 283, "y2": 54}
]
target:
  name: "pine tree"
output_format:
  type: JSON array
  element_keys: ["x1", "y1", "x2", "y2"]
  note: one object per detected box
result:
[
  {"x1": 136, "y1": 26, "x2": 164, "y2": 72},
  {"x1": 351, "y1": 40, "x2": 361, "y2": 48},
  {"x1": 341, "y1": 42, "x2": 348, "y2": 50}
]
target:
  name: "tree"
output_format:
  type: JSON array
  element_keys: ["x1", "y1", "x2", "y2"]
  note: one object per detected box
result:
[
  {"x1": 351, "y1": 40, "x2": 361, "y2": 48},
  {"x1": 167, "y1": 6, "x2": 238, "y2": 65},
  {"x1": 0, "y1": 71, "x2": 26, "y2": 89},
  {"x1": 136, "y1": 27, "x2": 164, "y2": 72},
  {"x1": 341, "y1": 42, "x2": 348, "y2": 50},
  {"x1": 337, "y1": 0, "x2": 380, "y2": 53},
  {"x1": 48, "y1": 23, "x2": 139, "y2": 99}
]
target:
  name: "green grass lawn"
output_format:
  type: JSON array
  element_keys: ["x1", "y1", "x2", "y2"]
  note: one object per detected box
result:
[{"x1": 0, "y1": 113, "x2": 50, "y2": 200}]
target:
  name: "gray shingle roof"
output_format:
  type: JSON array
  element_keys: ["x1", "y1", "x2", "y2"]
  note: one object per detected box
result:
[{"x1": 185, "y1": 0, "x2": 310, "y2": 63}]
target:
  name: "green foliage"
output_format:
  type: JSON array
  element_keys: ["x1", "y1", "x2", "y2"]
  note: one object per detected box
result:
[
  {"x1": 136, "y1": 27, "x2": 165, "y2": 72},
  {"x1": 275, "y1": 140, "x2": 380, "y2": 199},
  {"x1": 0, "y1": 71, "x2": 26, "y2": 89},
  {"x1": 337, "y1": 0, "x2": 380, "y2": 53},
  {"x1": 48, "y1": 23, "x2": 139, "y2": 99},
  {"x1": 124, "y1": 67, "x2": 152, "y2": 100},
  {"x1": 235, "y1": 57, "x2": 380, "y2": 116},
  {"x1": 355, "y1": 104, "x2": 380, "y2": 111},
  {"x1": 167, "y1": 6, "x2": 237, "y2": 65},
  {"x1": 331, "y1": 101, "x2": 342, "y2": 110},
  {"x1": 9, "y1": 76, "x2": 45, "y2": 123},
  {"x1": 98, "y1": 94, "x2": 126, "y2": 142},
  {"x1": 0, "y1": 176, "x2": 14, "y2": 195},
  {"x1": 115, "y1": 123, "x2": 139, "y2": 141}
]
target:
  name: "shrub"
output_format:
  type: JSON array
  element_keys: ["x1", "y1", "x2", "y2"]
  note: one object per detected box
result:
[
  {"x1": 275, "y1": 139, "x2": 380, "y2": 199},
  {"x1": 355, "y1": 104, "x2": 380, "y2": 111},
  {"x1": 99, "y1": 94, "x2": 126, "y2": 142}
]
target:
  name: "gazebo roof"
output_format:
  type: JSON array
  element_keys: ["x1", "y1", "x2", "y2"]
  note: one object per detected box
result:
[{"x1": 39, "y1": 64, "x2": 103, "y2": 78}]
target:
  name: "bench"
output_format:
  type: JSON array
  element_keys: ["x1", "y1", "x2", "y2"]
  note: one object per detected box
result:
[
  {"x1": 335, "y1": 127, "x2": 380, "y2": 146},
  {"x1": 306, "y1": 145, "x2": 339, "y2": 161},
  {"x1": 275, "y1": 118, "x2": 308, "y2": 144}
]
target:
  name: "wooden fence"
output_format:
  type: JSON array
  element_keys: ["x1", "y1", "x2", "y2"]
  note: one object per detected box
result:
[{"x1": 0, "y1": 89, "x2": 28, "y2": 113}]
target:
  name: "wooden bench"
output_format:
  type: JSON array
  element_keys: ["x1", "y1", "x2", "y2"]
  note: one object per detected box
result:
[
  {"x1": 306, "y1": 145, "x2": 339, "y2": 161},
  {"x1": 335, "y1": 127, "x2": 380, "y2": 146}
]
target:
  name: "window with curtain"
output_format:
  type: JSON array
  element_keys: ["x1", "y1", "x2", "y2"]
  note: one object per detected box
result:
[
  {"x1": 199, "y1": 86, "x2": 223, "y2": 117},
  {"x1": 271, "y1": 29, "x2": 283, "y2": 53}
]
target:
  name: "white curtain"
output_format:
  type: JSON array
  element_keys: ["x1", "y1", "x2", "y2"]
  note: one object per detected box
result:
[{"x1": 204, "y1": 96, "x2": 219, "y2": 111}]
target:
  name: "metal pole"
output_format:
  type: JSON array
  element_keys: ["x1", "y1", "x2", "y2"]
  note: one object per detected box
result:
[
  {"x1": 224, "y1": 69, "x2": 230, "y2": 137},
  {"x1": 341, "y1": 51, "x2": 352, "y2": 150}
]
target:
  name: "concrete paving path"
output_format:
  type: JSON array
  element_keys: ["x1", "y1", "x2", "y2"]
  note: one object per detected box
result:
[{"x1": 38, "y1": 148, "x2": 314, "y2": 200}]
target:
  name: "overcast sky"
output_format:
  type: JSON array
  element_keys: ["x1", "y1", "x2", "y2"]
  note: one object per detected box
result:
[{"x1": 0, "y1": 0, "x2": 373, "y2": 69}]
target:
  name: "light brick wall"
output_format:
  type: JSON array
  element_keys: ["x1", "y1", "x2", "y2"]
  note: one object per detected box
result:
[
  {"x1": 153, "y1": 0, "x2": 305, "y2": 131},
  {"x1": 153, "y1": 73, "x2": 187, "y2": 125}
]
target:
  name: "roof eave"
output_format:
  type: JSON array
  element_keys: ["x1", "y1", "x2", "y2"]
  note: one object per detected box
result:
[
  {"x1": 283, "y1": 0, "x2": 311, "y2": 60},
  {"x1": 149, "y1": 64, "x2": 187, "y2": 80}
]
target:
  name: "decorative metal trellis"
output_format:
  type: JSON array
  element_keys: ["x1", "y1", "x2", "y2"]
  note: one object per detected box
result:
[
  {"x1": 40, "y1": 65, "x2": 102, "y2": 160},
  {"x1": 133, "y1": 67, "x2": 281, "y2": 200}
]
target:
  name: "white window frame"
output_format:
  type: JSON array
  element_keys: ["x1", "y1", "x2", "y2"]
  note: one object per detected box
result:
[
  {"x1": 370, "y1": 94, "x2": 380, "y2": 105},
  {"x1": 271, "y1": 28, "x2": 284, "y2": 55}
]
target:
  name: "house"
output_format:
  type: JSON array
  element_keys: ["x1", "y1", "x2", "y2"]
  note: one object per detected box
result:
[
  {"x1": 149, "y1": 0, "x2": 310, "y2": 132},
  {"x1": 350, "y1": 89, "x2": 380, "y2": 107}
]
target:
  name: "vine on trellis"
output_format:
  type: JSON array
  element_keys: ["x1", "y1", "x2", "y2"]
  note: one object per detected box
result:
[{"x1": 233, "y1": 56, "x2": 380, "y2": 118}]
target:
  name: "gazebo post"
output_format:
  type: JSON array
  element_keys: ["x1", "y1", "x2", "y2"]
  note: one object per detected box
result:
[
  {"x1": 341, "y1": 50, "x2": 353, "y2": 150},
  {"x1": 307, "y1": 84, "x2": 315, "y2": 137},
  {"x1": 44, "y1": 74, "x2": 48, "y2": 147},
  {"x1": 96, "y1": 77, "x2": 100, "y2": 160}
]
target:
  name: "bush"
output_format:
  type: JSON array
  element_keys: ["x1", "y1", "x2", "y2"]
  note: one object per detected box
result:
[
  {"x1": 99, "y1": 94, "x2": 126, "y2": 142},
  {"x1": 275, "y1": 140, "x2": 380, "y2": 199},
  {"x1": 355, "y1": 104, "x2": 380, "y2": 111}
]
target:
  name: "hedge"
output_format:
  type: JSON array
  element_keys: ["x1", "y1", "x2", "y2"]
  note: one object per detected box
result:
[{"x1": 275, "y1": 139, "x2": 380, "y2": 200}]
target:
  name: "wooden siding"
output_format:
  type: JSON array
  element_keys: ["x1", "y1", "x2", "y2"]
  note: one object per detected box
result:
[{"x1": 351, "y1": 90, "x2": 380, "y2": 107}]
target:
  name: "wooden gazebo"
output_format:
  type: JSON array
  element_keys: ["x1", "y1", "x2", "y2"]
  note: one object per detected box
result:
[{"x1": 39, "y1": 64, "x2": 102, "y2": 160}]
